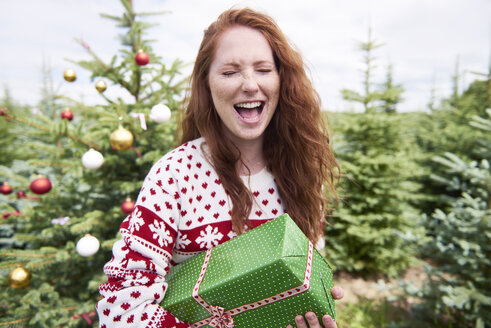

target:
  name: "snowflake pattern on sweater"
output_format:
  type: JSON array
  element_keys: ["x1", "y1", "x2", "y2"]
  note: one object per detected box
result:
[{"x1": 97, "y1": 138, "x2": 285, "y2": 328}]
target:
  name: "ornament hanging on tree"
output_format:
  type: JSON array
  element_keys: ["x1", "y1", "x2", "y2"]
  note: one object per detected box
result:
[
  {"x1": 135, "y1": 50, "x2": 149, "y2": 66},
  {"x1": 51, "y1": 216, "x2": 70, "y2": 225},
  {"x1": 149, "y1": 103, "x2": 171, "y2": 123},
  {"x1": 81, "y1": 149, "x2": 104, "y2": 170},
  {"x1": 2, "y1": 210, "x2": 20, "y2": 219},
  {"x1": 30, "y1": 176, "x2": 52, "y2": 195},
  {"x1": 61, "y1": 108, "x2": 74, "y2": 121},
  {"x1": 76, "y1": 234, "x2": 100, "y2": 257},
  {"x1": 110, "y1": 126, "x2": 134, "y2": 151},
  {"x1": 121, "y1": 197, "x2": 135, "y2": 214},
  {"x1": 63, "y1": 68, "x2": 77, "y2": 82},
  {"x1": 7, "y1": 266, "x2": 31, "y2": 288},
  {"x1": 16, "y1": 191, "x2": 39, "y2": 201},
  {"x1": 95, "y1": 79, "x2": 107, "y2": 93},
  {"x1": 0, "y1": 182, "x2": 13, "y2": 195}
]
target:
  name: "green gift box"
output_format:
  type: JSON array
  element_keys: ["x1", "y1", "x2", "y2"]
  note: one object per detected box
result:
[{"x1": 162, "y1": 214, "x2": 335, "y2": 327}]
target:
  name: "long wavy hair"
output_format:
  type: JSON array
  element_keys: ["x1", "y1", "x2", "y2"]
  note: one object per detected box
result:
[{"x1": 179, "y1": 8, "x2": 339, "y2": 244}]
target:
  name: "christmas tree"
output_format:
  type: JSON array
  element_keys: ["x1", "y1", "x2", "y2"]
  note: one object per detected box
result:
[
  {"x1": 400, "y1": 108, "x2": 491, "y2": 327},
  {"x1": 326, "y1": 26, "x2": 424, "y2": 277},
  {"x1": 0, "y1": 1, "x2": 185, "y2": 326}
]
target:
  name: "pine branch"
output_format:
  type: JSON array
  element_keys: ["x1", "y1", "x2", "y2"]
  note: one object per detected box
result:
[
  {"x1": 0, "y1": 317, "x2": 30, "y2": 327},
  {"x1": 1, "y1": 251, "x2": 56, "y2": 259},
  {"x1": 30, "y1": 161, "x2": 76, "y2": 168},
  {"x1": 73, "y1": 38, "x2": 133, "y2": 93},
  {"x1": 136, "y1": 10, "x2": 171, "y2": 17},
  {"x1": 0, "y1": 305, "x2": 80, "y2": 327},
  {"x1": 0, "y1": 107, "x2": 101, "y2": 150}
]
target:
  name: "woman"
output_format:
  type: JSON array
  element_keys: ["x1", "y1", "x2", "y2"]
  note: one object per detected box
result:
[{"x1": 97, "y1": 8, "x2": 343, "y2": 328}]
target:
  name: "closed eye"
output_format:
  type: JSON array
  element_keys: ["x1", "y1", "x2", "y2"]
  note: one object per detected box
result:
[{"x1": 223, "y1": 71, "x2": 236, "y2": 76}]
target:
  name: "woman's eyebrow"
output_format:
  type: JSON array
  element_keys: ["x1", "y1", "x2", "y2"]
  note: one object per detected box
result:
[{"x1": 220, "y1": 60, "x2": 275, "y2": 68}]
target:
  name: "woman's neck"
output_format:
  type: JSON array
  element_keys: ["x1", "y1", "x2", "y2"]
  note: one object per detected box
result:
[{"x1": 233, "y1": 139, "x2": 266, "y2": 176}]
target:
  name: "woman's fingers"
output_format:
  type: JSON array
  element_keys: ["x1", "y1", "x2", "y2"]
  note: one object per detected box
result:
[
  {"x1": 287, "y1": 312, "x2": 337, "y2": 328},
  {"x1": 305, "y1": 312, "x2": 322, "y2": 327},
  {"x1": 331, "y1": 286, "x2": 344, "y2": 300},
  {"x1": 294, "y1": 314, "x2": 309, "y2": 328},
  {"x1": 322, "y1": 314, "x2": 337, "y2": 328}
]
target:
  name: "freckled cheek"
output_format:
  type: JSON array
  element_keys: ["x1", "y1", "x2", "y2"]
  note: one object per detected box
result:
[
  {"x1": 267, "y1": 82, "x2": 280, "y2": 105},
  {"x1": 264, "y1": 75, "x2": 280, "y2": 99},
  {"x1": 209, "y1": 79, "x2": 237, "y2": 106}
]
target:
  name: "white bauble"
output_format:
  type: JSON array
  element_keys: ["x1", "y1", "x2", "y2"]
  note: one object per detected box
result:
[
  {"x1": 81, "y1": 149, "x2": 104, "y2": 170},
  {"x1": 76, "y1": 234, "x2": 100, "y2": 257},
  {"x1": 149, "y1": 103, "x2": 171, "y2": 123}
]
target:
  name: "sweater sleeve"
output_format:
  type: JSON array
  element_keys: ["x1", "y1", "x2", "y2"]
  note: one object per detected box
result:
[{"x1": 97, "y1": 171, "x2": 190, "y2": 328}]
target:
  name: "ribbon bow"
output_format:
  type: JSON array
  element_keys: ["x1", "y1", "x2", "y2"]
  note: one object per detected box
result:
[
  {"x1": 130, "y1": 112, "x2": 147, "y2": 130},
  {"x1": 0, "y1": 107, "x2": 12, "y2": 121},
  {"x1": 208, "y1": 306, "x2": 234, "y2": 328},
  {"x1": 72, "y1": 310, "x2": 96, "y2": 324}
]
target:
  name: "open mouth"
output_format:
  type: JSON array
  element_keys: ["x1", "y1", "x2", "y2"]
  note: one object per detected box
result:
[{"x1": 234, "y1": 101, "x2": 265, "y2": 122}]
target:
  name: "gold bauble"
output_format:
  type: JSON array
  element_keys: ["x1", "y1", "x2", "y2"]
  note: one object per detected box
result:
[
  {"x1": 8, "y1": 267, "x2": 31, "y2": 289},
  {"x1": 110, "y1": 126, "x2": 134, "y2": 151},
  {"x1": 95, "y1": 79, "x2": 107, "y2": 93},
  {"x1": 63, "y1": 68, "x2": 77, "y2": 82}
]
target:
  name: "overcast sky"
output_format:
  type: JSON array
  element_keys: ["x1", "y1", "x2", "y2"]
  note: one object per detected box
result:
[{"x1": 0, "y1": 0, "x2": 489, "y2": 112}]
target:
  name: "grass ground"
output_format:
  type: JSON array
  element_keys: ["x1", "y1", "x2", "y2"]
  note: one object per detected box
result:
[{"x1": 333, "y1": 265, "x2": 432, "y2": 327}]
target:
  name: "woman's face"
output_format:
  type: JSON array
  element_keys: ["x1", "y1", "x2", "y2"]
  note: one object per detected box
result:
[{"x1": 208, "y1": 25, "x2": 280, "y2": 146}]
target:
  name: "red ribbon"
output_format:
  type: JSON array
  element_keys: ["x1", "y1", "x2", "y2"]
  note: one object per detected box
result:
[
  {"x1": 72, "y1": 310, "x2": 96, "y2": 324},
  {"x1": 2, "y1": 210, "x2": 20, "y2": 219},
  {"x1": 131, "y1": 145, "x2": 142, "y2": 158},
  {"x1": 0, "y1": 107, "x2": 12, "y2": 121},
  {"x1": 190, "y1": 241, "x2": 314, "y2": 328},
  {"x1": 208, "y1": 305, "x2": 234, "y2": 328}
]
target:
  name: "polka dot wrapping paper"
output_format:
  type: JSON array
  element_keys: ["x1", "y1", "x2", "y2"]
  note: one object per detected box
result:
[{"x1": 162, "y1": 214, "x2": 335, "y2": 327}]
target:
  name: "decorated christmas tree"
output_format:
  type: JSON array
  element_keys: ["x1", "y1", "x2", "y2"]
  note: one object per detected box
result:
[{"x1": 0, "y1": 1, "x2": 185, "y2": 326}]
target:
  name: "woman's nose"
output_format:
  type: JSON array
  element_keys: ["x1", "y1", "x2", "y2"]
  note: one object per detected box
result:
[{"x1": 241, "y1": 72, "x2": 259, "y2": 93}]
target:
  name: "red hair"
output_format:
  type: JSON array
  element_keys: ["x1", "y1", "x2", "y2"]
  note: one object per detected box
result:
[{"x1": 179, "y1": 8, "x2": 339, "y2": 243}]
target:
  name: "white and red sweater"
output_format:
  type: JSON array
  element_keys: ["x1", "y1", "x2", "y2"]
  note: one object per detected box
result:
[{"x1": 97, "y1": 138, "x2": 286, "y2": 327}]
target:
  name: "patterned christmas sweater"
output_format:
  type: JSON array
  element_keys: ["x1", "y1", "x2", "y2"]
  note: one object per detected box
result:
[{"x1": 97, "y1": 138, "x2": 287, "y2": 327}]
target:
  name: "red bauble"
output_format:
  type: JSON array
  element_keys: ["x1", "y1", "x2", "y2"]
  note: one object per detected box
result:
[
  {"x1": 16, "y1": 191, "x2": 26, "y2": 199},
  {"x1": 121, "y1": 198, "x2": 135, "y2": 214},
  {"x1": 135, "y1": 50, "x2": 149, "y2": 66},
  {"x1": 30, "y1": 176, "x2": 52, "y2": 195},
  {"x1": 0, "y1": 183, "x2": 13, "y2": 195},
  {"x1": 61, "y1": 108, "x2": 74, "y2": 121}
]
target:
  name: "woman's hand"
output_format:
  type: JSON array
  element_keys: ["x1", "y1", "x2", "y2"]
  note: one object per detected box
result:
[
  {"x1": 286, "y1": 286, "x2": 344, "y2": 328},
  {"x1": 286, "y1": 312, "x2": 336, "y2": 328}
]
